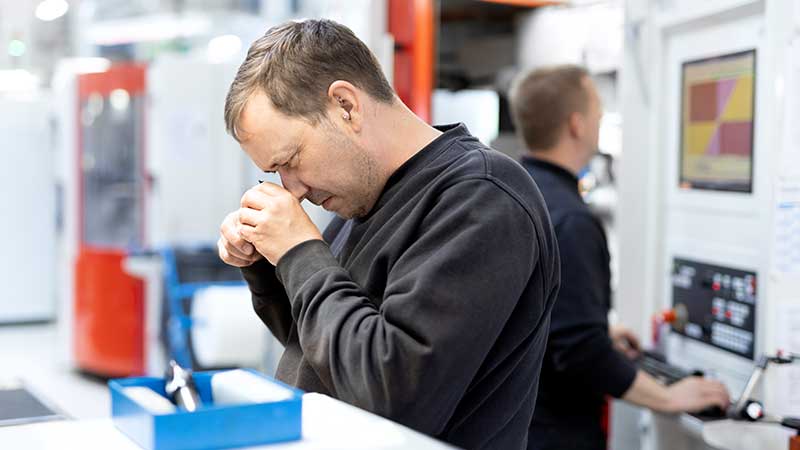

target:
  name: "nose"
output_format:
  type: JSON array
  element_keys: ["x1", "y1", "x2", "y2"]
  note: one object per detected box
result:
[{"x1": 278, "y1": 168, "x2": 309, "y2": 200}]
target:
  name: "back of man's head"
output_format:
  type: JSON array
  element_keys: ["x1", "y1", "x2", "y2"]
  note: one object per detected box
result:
[
  {"x1": 509, "y1": 65, "x2": 590, "y2": 152},
  {"x1": 224, "y1": 19, "x2": 395, "y2": 141}
]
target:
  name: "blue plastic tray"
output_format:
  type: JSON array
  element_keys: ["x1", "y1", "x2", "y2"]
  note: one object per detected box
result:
[{"x1": 109, "y1": 370, "x2": 303, "y2": 450}]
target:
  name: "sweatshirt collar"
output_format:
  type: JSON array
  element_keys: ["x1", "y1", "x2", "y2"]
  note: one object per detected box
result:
[
  {"x1": 360, "y1": 123, "x2": 469, "y2": 221},
  {"x1": 521, "y1": 155, "x2": 580, "y2": 195}
]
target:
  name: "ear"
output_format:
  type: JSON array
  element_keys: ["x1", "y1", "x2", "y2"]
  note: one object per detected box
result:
[
  {"x1": 327, "y1": 80, "x2": 362, "y2": 132},
  {"x1": 567, "y1": 111, "x2": 585, "y2": 140}
]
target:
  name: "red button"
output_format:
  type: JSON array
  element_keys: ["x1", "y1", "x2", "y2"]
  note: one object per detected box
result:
[{"x1": 725, "y1": 311, "x2": 732, "y2": 319}]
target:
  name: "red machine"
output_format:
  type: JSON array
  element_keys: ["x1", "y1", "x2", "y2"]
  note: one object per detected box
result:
[{"x1": 73, "y1": 64, "x2": 148, "y2": 377}]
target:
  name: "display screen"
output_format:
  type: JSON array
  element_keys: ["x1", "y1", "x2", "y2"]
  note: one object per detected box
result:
[{"x1": 679, "y1": 50, "x2": 756, "y2": 193}]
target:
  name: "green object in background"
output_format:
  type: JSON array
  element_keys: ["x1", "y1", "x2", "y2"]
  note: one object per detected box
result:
[
  {"x1": 7, "y1": 40, "x2": 26, "y2": 57},
  {"x1": 142, "y1": 39, "x2": 192, "y2": 61}
]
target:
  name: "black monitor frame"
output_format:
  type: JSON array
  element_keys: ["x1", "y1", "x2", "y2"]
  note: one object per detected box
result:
[{"x1": 678, "y1": 49, "x2": 757, "y2": 194}]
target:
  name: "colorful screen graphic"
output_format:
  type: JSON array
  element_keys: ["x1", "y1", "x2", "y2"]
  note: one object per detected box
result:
[{"x1": 680, "y1": 50, "x2": 756, "y2": 192}]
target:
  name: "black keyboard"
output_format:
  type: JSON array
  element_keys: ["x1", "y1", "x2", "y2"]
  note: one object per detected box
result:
[
  {"x1": 637, "y1": 351, "x2": 690, "y2": 385},
  {"x1": 636, "y1": 351, "x2": 729, "y2": 420}
]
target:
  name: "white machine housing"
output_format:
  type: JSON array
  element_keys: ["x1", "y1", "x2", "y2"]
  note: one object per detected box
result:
[
  {"x1": 52, "y1": 56, "x2": 263, "y2": 374},
  {"x1": 0, "y1": 93, "x2": 55, "y2": 323},
  {"x1": 145, "y1": 56, "x2": 248, "y2": 246},
  {"x1": 616, "y1": 0, "x2": 800, "y2": 448}
]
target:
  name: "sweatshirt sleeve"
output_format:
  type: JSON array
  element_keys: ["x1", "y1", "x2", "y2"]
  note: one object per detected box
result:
[
  {"x1": 547, "y1": 213, "x2": 637, "y2": 398},
  {"x1": 273, "y1": 178, "x2": 544, "y2": 436},
  {"x1": 240, "y1": 259, "x2": 293, "y2": 346}
]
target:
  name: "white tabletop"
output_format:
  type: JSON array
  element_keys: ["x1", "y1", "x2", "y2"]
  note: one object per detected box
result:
[
  {"x1": 667, "y1": 412, "x2": 795, "y2": 450},
  {"x1": 0, "y1": 393, "x2": 457, "y2": 450},
  {"x1": 701, "y1": 419, "x2": 795, "y2": 450}
]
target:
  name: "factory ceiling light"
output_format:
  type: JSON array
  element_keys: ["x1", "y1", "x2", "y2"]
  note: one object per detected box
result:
[
  {"x1": 207, "y1": 34, "x2": 242, "y2": 64},
  {"x1": 479, "y1": 0, "x2": 565, "y2": 6},
  {"x1": 35, "y1": 0, "x2": 69, "y2": 22}
]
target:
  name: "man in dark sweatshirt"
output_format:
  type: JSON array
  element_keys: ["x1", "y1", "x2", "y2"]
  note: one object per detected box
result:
[
  {"x1": 216, "y1": 20, "x2": 560, "y2": 449},
  {"x1": 509, "y1": 65, "x2": 730, "y2": 450}
]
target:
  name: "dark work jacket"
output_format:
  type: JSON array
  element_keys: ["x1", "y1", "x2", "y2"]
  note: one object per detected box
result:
[
  {"x1": 241, "y1": 124, "x2": 560, "y2": 450},
  {"x1": 520, "y1": 157, "x2": 637, "y2": 450}
]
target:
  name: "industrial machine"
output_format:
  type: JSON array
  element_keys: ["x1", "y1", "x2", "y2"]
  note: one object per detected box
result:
[
  {"x1": 0, "y1": 93, "x2": 55, "y2": 323},
  {"x1": 615, "y1": 0, "x2": 800, "y2": 448},
  {"x1": 54, "y1": 58, "x2": 256, "y2": 377},
  {"x1": 72, "y1": 64, "x2": 149, "y2": 377},
  {"x1": 49, "y1": 0, "x2": 398, "y2": 379},
  {"x1": 54, "y1": 52, "x2": 341, "y2": 378}
]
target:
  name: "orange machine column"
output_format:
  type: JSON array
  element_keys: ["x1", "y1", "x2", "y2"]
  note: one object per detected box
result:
[{"x1": 389, "y1": 0, "x2": 434, "y2": 123}]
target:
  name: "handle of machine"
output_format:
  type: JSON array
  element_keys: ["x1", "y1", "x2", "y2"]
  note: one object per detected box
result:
[
  {"x1": 782, "y1": 417, "x2": 800, "y2": 432},
  {"x1": 726, "y1": 352, "x2": 800, "y2": 432}
]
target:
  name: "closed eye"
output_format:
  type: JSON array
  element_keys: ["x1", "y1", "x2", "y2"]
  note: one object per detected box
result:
[
  {"x1": 286, "y1": 148, "x2": 300, "y2": 167},
  {"x1": 262, "y1": 146, "x2": 300, "y2": 175}
]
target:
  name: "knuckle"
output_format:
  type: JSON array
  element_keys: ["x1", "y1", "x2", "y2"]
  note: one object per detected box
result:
[
  {"x1": 220, "y1": 223, "x2": 234, "y2": 241},
  {"x1": 221, "y1": 212, "x2": 237, "y2": 233}
]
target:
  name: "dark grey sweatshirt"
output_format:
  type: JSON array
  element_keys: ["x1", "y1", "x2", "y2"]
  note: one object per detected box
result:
[{"x1": 241, "y1": 124, "x2": 560, "y2": 449}]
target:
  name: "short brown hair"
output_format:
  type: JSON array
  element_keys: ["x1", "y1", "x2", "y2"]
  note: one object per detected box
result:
[
  {"x1": 224, "y1": 19, "x2": 395, "y2": 141},
  {"x1": 509, "y1": 65, "x2": 590, "y2": 150}
]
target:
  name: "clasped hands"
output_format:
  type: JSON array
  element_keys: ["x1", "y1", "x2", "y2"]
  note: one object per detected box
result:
[{"x1": 218, "y1": 182, "x2": 322, "y2": 267}]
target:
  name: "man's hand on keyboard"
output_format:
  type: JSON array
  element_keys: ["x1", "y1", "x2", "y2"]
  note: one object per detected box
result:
[{"x1": 663, "y1": 376, "x2": 730, "y2": 414}]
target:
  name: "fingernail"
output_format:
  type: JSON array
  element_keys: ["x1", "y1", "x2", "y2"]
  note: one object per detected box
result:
[{"x1": 243, "y1": 243, "x2": 254, "y2": 255}]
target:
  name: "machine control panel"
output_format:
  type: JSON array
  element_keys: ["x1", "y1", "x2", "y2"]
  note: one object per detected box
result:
[{"x1": 671, "y1": 258, "x2": 756, "y2": 359}]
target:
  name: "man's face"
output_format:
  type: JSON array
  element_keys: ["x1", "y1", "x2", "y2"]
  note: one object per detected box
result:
[
  {"x1": 581, "y1": 77, "x2": 603, "y2": 158},
  {"x1": 237, "y1": 90, "x2": 384, "y2": 219}
]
